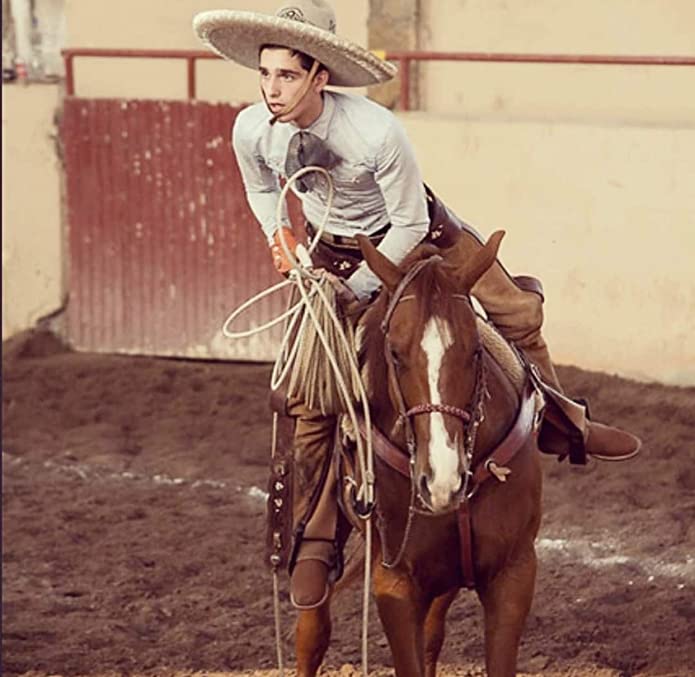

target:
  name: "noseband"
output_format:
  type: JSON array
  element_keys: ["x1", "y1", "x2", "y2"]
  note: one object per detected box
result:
[{"x1": 380, "y1": 256, "x2": 488, "y2": 503}]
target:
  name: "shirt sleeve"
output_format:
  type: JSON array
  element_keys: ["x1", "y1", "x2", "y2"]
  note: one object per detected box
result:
[
  {"x1": 231, "y1": 113, "x2": 288, "y2": 243},
  {"x1": 346, "y1": 116, "x2": 430, "y2": 299}
]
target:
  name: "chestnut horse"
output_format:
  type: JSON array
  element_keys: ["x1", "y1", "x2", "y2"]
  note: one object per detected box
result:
[{"x1": 296, "y1": 232, "x2": 542, "y2": 677}]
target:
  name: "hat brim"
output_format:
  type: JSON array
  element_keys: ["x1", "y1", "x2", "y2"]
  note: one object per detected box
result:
[{"x1": 193, "y1": 10, "x2": 397, "y2": 87}]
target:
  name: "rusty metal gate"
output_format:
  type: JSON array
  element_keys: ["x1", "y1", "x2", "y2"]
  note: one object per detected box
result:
[{"x1": 61, "y1": 97, "x2": 290, "y2": 361}]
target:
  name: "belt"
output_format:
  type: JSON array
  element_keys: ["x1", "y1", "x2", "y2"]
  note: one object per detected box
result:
[{"x1": 305, "y1": 222, "x2": 391, "y2": 251}]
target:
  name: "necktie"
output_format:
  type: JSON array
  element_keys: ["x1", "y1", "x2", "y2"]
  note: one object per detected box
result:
[{"x1": 284, "y1": 131, "x2": 340, "y2": 193}]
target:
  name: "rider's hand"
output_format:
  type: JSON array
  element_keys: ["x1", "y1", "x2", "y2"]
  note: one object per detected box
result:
[
  {"x1": 321, "y1": 270, "x2": 359, "y2": 306},
  {"x1": 270, "y1": 227, "x2": 299, "y2": 275}
]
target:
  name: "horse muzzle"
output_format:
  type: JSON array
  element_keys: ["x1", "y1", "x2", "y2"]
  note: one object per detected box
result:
[{"x1": 417, "y1": 470, "x2": 465, "y2": 514}]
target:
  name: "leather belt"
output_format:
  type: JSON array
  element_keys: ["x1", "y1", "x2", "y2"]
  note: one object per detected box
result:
[{"x1": 305, "y1": 221, "x2": 391, "y2": 251}]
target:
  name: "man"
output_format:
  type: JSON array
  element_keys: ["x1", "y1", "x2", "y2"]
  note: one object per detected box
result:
[{"x1": 194, "y1": 1, "x2": 641, "y2": 609}]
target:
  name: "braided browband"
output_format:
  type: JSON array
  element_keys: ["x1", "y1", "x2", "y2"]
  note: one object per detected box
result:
[{"x1": 401, "y1": 403, "x2": 472, "y2": 423}]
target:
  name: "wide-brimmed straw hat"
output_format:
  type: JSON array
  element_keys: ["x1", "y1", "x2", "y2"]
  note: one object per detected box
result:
[{"x1": 193, "y1": 1, "x2": 397, "y2": 87}]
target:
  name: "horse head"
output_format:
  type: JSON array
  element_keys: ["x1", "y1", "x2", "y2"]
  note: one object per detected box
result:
[{"x1": 358, "y1": 231, "x2": 505, "y2": 513}]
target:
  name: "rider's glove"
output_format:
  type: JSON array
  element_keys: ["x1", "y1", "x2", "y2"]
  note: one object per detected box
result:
[{"x1": 270, "y1": 227, "x2": 299, "y2": 275}]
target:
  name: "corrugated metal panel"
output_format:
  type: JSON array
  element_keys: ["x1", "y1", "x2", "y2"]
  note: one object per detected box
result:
[{"x1": 62, "y1": 97, "x2": 299, "y2": 361}]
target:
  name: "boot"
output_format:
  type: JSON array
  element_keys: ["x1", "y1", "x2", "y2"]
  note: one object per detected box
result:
[
  {"x1": 584, "y1": 421, "x2": 641, "y2": 461},
  {"x1": 290, "y1": 539, "x2": 335, "y2": 609},
  {"x1": 286, "y1": 399, "x2": 340, "y2": 609},
  {"x1": 521, "y1": 340, "x2": 642, "y2": 462}
]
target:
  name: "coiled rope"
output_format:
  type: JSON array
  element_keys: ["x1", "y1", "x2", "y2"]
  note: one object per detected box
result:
[{"x1": 222, "y1": 165, "x2": 375, "y2": 677}]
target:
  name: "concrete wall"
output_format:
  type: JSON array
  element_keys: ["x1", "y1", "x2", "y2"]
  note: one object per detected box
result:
[
  {"x1": 2, "y1": 0, "x2": 694, "y2": 384},
  {"x1": 403, "y1": 115, "x2": 695, "y2": 385},
  {"x1": 2, "y1": 83, "x2": 64, "y2": 339},
  {"x1": 419, "y1": 0, "x2": 695, "y2": 126}
]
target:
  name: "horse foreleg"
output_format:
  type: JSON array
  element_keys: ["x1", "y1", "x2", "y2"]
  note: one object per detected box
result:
[
  {"x1": 477, "y1": 547, "x2": 537, "y2": 677},
  {"x1": 295, "y1": 599, "x2": 332, "y2": 677},
  {"x1": 373, "y1": 564, "x2": 427, "y2": 677},
  {"x1": 423, "y1": 589, "x2": 458, "y2": 677}
]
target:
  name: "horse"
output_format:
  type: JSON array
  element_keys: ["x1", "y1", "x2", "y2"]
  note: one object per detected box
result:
[{"x1": 295, "y1": 231, "x2": 543, "y2": 677}]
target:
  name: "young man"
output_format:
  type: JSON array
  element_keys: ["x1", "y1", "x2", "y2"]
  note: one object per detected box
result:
[{"x1": 194, "y1": 1, "x2": 641, "y2": 609}]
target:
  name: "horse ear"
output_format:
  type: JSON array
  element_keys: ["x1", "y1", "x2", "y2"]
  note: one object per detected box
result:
[
  {"x1": 452, "y1": 230, "x2": 506, "y2": 290},
  {"x1": 356, "y1": 234, "x2": 403, "y2": 292}
]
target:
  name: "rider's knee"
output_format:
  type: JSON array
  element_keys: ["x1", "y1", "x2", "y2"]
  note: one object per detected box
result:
[{"x1": 498, "y1": 290, "x2": 545, "y2": 347}]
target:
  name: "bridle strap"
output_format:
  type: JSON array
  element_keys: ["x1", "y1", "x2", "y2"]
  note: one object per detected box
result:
[
  {"x1": 384, "y1": 334, "x2": 416, "y2": 455},
  {"x1": 380, "y1": 257, "x2": 442, "y2": 333},
  {"x1": 382, "y1": 256, "x2": 443, "y2": 458},
  {"x1": 380, "y1": 254, "x2": 483, "y2": 472}
]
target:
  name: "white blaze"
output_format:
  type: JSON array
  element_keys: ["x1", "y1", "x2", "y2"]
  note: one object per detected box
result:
[{"x1": 421, "y1": 318, "x2": 461, "y2": 510}]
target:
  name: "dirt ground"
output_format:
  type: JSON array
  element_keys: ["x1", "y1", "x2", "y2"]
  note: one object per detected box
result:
[{"x1": 2, "y1": 329, "x2": 694, "y2": 677}]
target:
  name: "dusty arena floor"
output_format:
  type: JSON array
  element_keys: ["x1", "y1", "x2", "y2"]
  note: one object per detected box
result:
[{"x1": 3, "y1": 330, "x2": 694, "y2": 677}]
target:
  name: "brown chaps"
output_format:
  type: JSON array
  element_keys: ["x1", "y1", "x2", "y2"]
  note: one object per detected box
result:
[{"x1": 267, "y1": 189, "x2": 589, "y2": 572}]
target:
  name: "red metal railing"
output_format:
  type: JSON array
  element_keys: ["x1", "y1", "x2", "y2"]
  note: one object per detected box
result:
[
  {"x1": 386, "y1": 51, "x2": 695, "y2": 111},
  {"x1": 62, "y1": 48, "x2": 215, "y2": 99},
  {"x1": 62, "y1": 48, "x2": 695, "y2": 109}
]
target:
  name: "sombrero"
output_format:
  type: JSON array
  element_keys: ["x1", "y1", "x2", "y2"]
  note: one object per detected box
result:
[{"x1": 193, "y1": 1, "x2": 397, "y2": 87}]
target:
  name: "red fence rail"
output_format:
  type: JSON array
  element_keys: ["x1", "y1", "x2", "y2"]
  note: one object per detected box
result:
[
  {"x1": 386, "y1": 51, "x2": 695, "y2": 111},
  {"x1": 62, "y1": 48, "x2": 215, "y2": 99},
  {"x1": 62, "y1": 48, "x2": 695, "y2": 109}
]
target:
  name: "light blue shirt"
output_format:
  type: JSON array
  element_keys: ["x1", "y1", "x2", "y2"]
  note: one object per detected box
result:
[{"x1": 232, "y1": 91, "x2": 430, "y2": 298}]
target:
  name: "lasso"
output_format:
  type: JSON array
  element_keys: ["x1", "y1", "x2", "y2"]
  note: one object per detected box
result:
[{"x1": 222, "y1": 165, "x2": 375, "y2": 677}]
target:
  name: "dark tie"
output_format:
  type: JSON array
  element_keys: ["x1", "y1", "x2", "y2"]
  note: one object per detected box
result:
[{"x1": 285, "y1": 131, "x2": 340, "y2": 193}]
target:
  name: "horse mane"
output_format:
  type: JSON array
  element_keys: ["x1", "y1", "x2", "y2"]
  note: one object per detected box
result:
[{"x1": 360, "y1": 244, "x2": 475, "y2": 414}]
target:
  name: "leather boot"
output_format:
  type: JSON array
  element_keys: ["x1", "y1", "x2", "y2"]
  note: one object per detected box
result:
[
  {"x1": 286, "y1": 398, "x2": 339, "y2": 608},
  {"x1": 291, "y1": 560, "x2": 330, "y2": 609},
  {"x1": 585, "y1": 421, "x2": 642, "y2": 461}
]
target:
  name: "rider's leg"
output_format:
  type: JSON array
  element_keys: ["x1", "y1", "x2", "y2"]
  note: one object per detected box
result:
[
  {"x1": 426, "y1": 192, "x2": 640, "y2": 462},
  {"x1": 287, "y1": 398, "x2": 339, "y2": 609}
]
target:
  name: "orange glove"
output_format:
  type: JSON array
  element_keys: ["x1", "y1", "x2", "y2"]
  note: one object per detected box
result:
[{"x1": 270, "y1": 227, "x2": 299, "y2": 275}]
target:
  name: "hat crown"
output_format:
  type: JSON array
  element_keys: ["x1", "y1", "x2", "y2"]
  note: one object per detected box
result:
[{"x1": 275, "y1": 1, "x2": 337, "y2": 34}]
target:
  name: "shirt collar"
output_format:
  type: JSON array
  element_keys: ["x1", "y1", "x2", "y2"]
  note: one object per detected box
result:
[{"x1": 291, "y1": 92, "x2": 336, "y2": 140}]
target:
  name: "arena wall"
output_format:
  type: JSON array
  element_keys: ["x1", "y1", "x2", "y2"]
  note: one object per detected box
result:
[
  {"x1": 2, "y1": 83, "x2": 64, "y2": 339},
  {"x1": 404, "y1": 116, "x2": 695, "y2": 386},
  {"x1": 2, "y1": 0, "x2": 694, "y2": 384},
  {"x1": 419, "y1": 0, "x2": 695, "y2": 126}
]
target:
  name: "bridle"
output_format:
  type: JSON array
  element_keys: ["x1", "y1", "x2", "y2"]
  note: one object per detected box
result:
[
  {"x1": 375, "y1": 255, "x2": 490, "y2": 568},
  {"x1": 380, "y1": 256, "x2": 489, "y2": 510}
]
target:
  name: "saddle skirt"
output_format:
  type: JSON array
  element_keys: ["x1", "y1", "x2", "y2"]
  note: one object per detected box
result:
[{"x1": 475, "y1": 315, "x2": 526, "y2": 395}]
